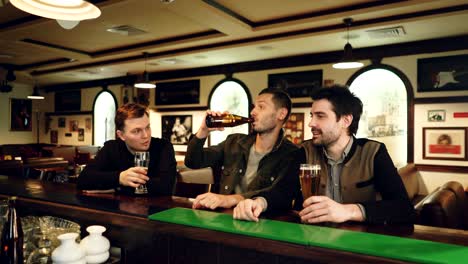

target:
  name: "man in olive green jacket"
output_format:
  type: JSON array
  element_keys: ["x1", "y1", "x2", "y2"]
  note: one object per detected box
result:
[{"x1": 185, "y1": 88, "x2": 298, "y2": 210}]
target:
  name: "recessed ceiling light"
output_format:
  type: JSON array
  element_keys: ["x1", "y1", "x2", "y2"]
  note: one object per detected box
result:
[
  {"x1": 194, "y1": 55, "x2": 207, "y2": 59},
  {"x1": 160, "y1": 58, "x2": 177, "y2": 64},
  {"x1": 159, "y1": 58, "x2": 186, "y2": 65},
  {"x1": 257, "y1": 46, "x2": 274, "y2": 51}
]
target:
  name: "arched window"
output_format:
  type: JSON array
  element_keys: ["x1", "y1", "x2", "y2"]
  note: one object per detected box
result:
[
  {"x1": 93, "y1": 90, "x2": 117, "y2": 146},
  {"x1": 348, "y1": 65, "x2": 413, "y2": 167},
  {"x1": 208, "y1": 77, "x2": 252, "y2": 146}
]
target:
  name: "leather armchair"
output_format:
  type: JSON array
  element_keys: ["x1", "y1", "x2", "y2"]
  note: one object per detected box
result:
[{"x1": 415, "y1": 181, "x2": 467, "y2": 230}]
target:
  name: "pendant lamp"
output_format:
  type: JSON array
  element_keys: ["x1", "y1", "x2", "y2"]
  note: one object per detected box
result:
[
  {"x1": 10, "y1": 0, "x2": 101, "y2": 21},
  {"x1": 333, "y1": 18, "x2": 363, "y2": 69},
  {"x1": 28, "y1": 85, "x2": 44, "y2": 100},
  {"x1": 134, "y1": 52, "x2": 156, "y2": 89}
]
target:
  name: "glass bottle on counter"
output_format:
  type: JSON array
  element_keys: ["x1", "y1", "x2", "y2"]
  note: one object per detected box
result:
[
  {"x1": 0, "y1": 196, "x2": 24, "y2": 264},
  {"x1": 205, "y1": 114, "x2": 253, "y2": 128}
]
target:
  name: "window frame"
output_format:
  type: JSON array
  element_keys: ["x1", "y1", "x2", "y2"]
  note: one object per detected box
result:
[{"x1": 347, "y1": 63, "x2": 414, "y2": 163}]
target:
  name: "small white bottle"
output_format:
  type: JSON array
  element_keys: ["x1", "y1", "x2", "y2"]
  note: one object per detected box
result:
[
  {"x1": 51, "y1": 232, "x2": 86, "y2": 264},
  {"x1": 80, "y1": 225, "x2": 110, "y2": 264}
]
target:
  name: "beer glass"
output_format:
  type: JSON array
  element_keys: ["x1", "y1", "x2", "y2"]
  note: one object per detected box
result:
[
  {"x1": 299, "y1": 164, "x2": 321, "y2": 199},
  {"x1": 134, "y1": 151, "x2": 149, "y2": 194}
]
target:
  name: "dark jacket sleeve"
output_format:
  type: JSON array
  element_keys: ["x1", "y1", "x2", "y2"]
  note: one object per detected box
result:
[
  {"x1": 184, "y1": 135, "x2": 225, "y2": 169},
  {"x1": 362, "y1": 144, "x2": 416, "y2": 224},
  {"x1": 77, "y1": 141, "x2": 122, "y2": 190},
  {"x1": 257, "y1": 148, "x2": 304, "y2": 213},
  {"x1": 147, "y1": 139, "x2": 177, "y2": 196}
]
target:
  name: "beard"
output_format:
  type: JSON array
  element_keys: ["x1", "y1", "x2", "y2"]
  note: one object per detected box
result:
[
  {"x1": 311, "y1": 128, "x2": 340, "y2": 147},
  {"x1": 253, "y1": 123, "x2": 275, "y2": 135},
  {"x1": 252, "y1": 113, "x2": 277, "y2": 135}
]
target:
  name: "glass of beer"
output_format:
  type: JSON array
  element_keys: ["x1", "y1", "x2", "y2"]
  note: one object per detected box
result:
[
  {"x1": 134, "y1": 151, "x2": 149, "y2": 194},
  {"x1": 299, "y1": 164, "x2": 321, "y2": 199}
]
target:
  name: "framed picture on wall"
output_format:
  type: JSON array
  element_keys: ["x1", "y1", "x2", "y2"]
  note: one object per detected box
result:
[
  {"x1": 78, "y1": 128, "x2": 85, "y2": 141},
  {"x1": 161, "y1": 115, "x2": 193, "y2": 145},
  {"x1": 427, "y1": 110, "x2": 446, "y2": 122},
  {"x1": 284, "y1": 113, "x2": 304, "y2": 144},
  {"x1": 55, "y1": 90, "x2": 81, "y2": 112},
  {"x1": 155, "y1": 80, "x2": 200, "y2": 105},
  {"x1": 10, "y1": 98, "x2": 32, "y2": 131},
  {"x1": 58, "y1": 117, "x2": 66, "y2": 128},
  {"x1": 135, "y1": 88, "x2": 150, "y2": 106},
  {"x1": 417, "y1": 54, "x2": 468, "y2": 92},
  {"x1": 69, "y1": 120, "x2": 79, "y2": 132},
  {"x1": 121, "y1": 85, "x2": 134, "y2": 105},
  {"x1": 50, "y1": 130, "x2": 58, "y2": 144},
  {"x1": 85, "y1": 118, "x2": 92, "y2": 131},
  {"x1": 268, "y1": 70, "x2": 322, "y2": 98},
  {"x1": 422, "y1": 127, "x2": 467, "y2": 161}
]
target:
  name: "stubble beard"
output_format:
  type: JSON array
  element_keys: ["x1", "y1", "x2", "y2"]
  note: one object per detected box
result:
[{"x1": 312, "y1": 129, "x2": 340, "y2": 148}]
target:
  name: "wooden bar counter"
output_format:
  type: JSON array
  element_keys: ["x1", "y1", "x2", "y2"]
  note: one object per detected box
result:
[{"x1": 0, "y1": 176, "x2": 467, "y2": 263}]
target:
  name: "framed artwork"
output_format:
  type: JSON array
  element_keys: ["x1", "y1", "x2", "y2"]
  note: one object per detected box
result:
[
  {"x1": 78, "y1": 128, "x2": 85, "y2": 141},
  {"x1": 55, "y1": 90, "x2": 81, "y2": 112},
  {"x1": 121, "y1": 85, "x2": 134, "y2": 105},
  {"x1": 422, "y1": 127, "x2": 467, "y2": 161},
  {"x1": 284, "y1": 113, "x2": 304, "y2": 144},
  {"x1": 161, "y1": 115, "x2": 193, "y2": 145},
  {"x1": 10, "y1": 98, "x2": 32, "y2": 131},
  {"x1": 50, "y1": 130, "x2": 58, "y2": 144},
  {"x1": 85, "y1": 118, "x2": 92, "y2": 131},
  {"x1": 427, "y1": 110, "x2": 446, "y2": 122},
  {"x1": 135, "y1": 88, "x2": 150, "y2": 106},
  {"x1": 58, "y1": 117, "x2": 66, "y2": 128},
  {"x1": 268, "y1": 70, "x2": 322, "y2": 98},
  {"x1": 155, "y1": 80, "x2": 200, "y2": 105},
  {"x1": 69, "y1": 120, "x2": 79, "y2": 132},
  {"x1": 417, "y1": 54, "x2": 468, "y2": 92}
]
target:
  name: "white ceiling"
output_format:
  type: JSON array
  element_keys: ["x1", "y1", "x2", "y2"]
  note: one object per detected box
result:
[{"x1": 0, "y1": 0, "x2": 467, "y2": 87}]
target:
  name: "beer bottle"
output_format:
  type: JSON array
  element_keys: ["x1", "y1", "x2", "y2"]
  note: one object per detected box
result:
[
  {"x1": 205, "y1": 114, "x2": 253, "y2": 128},
  {"x1": 0, "y1": 197, "x2": 23, "y2": 264}
]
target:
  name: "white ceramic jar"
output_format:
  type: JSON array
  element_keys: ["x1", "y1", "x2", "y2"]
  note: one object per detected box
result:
[
  {"x1": 51, "y1": 232, "x2": 86, "y2": 264},
  {"x1": 80, "y1": 225, "x2": 110, "y2": 264}
]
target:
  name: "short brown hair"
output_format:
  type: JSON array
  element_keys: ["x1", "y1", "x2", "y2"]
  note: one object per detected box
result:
[
  {"x1": 259, "y1": 87, "x2": 292, "y2": 123},
  {"x1": 115, "y1": 103, "x2": 149, "y2": 131}
]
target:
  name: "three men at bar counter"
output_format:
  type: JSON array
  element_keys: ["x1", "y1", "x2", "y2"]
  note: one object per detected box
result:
[
  {"x1": 77, "y1": 103, "x2": 177, "y2": 196},
  {"x1": 185, "y1": 88, "x2": 298, "y2": 210},
  {"x1": 233, "y1": 85, "x2": 416, "y2": 224}
]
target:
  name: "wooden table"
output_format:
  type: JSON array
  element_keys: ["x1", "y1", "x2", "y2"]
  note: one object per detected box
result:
[{"x1": 0, "y1": 177, "x2": 466, "y2": 264}]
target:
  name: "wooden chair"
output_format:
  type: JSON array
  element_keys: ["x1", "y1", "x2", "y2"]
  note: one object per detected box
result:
[{"x1": 175, "y1": 167, "x2": 214, "y2": 198}]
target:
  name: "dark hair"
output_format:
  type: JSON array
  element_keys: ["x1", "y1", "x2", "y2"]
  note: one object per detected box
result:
[
  {"x1": 115, "y1": 103, "x2": 149, "y2": 131},
  {"x1": 311, "y1": 85, "x2": 363, "y2": 136},
  {"x1": 259, "y1": 87, "x2": 292, "y2": 122},
  {"x1": 437, "y1": 134, "x2": 452, "y2": 145}
]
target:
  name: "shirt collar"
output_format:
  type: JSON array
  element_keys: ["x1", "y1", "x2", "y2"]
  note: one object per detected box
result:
[{"x1": 323, "y1": 136, "x2": 353, "y2": 163}]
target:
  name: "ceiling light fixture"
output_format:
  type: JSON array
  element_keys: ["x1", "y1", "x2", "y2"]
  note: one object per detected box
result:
[
  {"x1": 28, "y1": 85, "x2": 44, "y2": 100},
  {"x1": 10, "y1": 0, "x2": 101, "y2": 29},
  {"x1": 134, "y1": 52, "x2": 156, "y2": 89},
  {"x1": 333, "y1": 18, "x2": 363, "y2": 70}
]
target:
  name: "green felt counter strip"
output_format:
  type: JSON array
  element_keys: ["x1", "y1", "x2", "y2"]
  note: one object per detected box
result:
[{"x1": 149, "y1": 207, "x2": 468, "y2": 264}]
